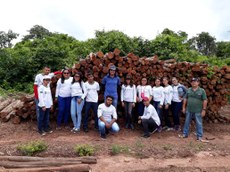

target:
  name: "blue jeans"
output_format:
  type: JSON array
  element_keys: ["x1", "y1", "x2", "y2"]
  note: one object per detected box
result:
[
  {"x1": 57, "y1": 96, "x2": 71, "y2": 127},
  {"x1": 84, "y1": 102, "x2": 98, "y2": 129},
  {"x1": 137, "y1": 102, "x2": 145, "y2": 116},
  {"x1": 152, "y1": 101, "x2": 162, "y2": 126},
  {"x1": 98, "y1": 119, "x2": 119, "y2": 136},
  {"x1": 38, "y1": 107, "x2": 50, "y2": 132},
  {"x1": 171, "y1": 101, "x2": 182, "y2": 127},
  {"x1": 71, "y1": 96, "x2": 85, "y2": 129},
  {"x1": 35, "y1": 98, "x2": 39, "y2": 121},
  {"x1": 183, "y1": 111, "x2": 203, "y2": 139},
  {"x1": 124, "y1": 101, "x2": 133, "y2": 125}
]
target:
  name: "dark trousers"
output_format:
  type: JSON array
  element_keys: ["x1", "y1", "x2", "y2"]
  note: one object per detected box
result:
[
  {"x1": 142, "y1": 118, "x2": 158, "y2": 136},
  {"x1": 171, "y1": 101, "x2": 182, "y2": 126},
  {"x1": 137, "y1": 102, "x2": 145, "y2": 116},
  {"x1": 83, "y1": 102, "x2": 98, "y2": 129},
  {"x1": 124, "y1": 101, "x2": 133, "y2": 125},
  {"x1": 38, "y1": 107, "x2": 50, "y2": 132},
  {"x1": 163, "y1": 104, "x2": 172, "y2": 127},
  {"x1": 57, "y1": 96, "x2": 71, "y2": 127}
]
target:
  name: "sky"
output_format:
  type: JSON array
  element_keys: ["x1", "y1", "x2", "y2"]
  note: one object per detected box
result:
[{"x1": 1, "y1": 0, "x2": 230, "y2": 42}]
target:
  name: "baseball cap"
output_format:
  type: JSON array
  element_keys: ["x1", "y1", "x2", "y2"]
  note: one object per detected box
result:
[
  {"x1": 142, "y1": 97, "x2": 149, "y2": 101},
  {"x1": 109, "y1": 65, "x2": 116, "y2": 71}
]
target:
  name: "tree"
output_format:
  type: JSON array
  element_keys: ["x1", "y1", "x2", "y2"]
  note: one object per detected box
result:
[
  {"x1": 22, "y1": 25, "x2": 52, "y2": 41},
  {"x1": 188, "y1": 32, "x2": 216, "y2": 56},
  {"x1": 216, "y1": 41, "x2": 230, "y2": 59},
  {"x1": 0, "y1": 30, "x2": 19, "y2": 48}
]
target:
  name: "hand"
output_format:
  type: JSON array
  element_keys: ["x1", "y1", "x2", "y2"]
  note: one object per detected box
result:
[
  {"x1": 136, "y1": 97, "x2": 140, "y2": 102},
  {"x1": 159, "y1": 105, "x2": 163, "y2": 109},
  {"x1": 165, "y1": 104, "x2": 169, "y2": 109},
  {"x1": 50, "y1": 105, "x2": 53, "y2": 112},
  {"x1": 42, "y1": 107, "x2": 46, "y2": 111},
  {"x1": 54, "y1": 98, "x2": 58, "y2": 103},
  {"x1": 105, "y1": 122, "x2": 111, "y2": 129},
  {"x1": 138, "y1": 119, "x2": 142, "y2": 124},
  {"x1": 121, "y1": 102, "x2": 125, "y2": 107},
  {"x1": 132, "y1": 103, "x2": 135, "y2": 108},
  {"x1": 182, "y1": 107, "x2": 186, "y2": 114},
  {"x1": 77, "y1": 98, "x2": 82, "y2": 104},
  {"x1": 201, "y1": 110, "x2": 206, "y2": 117}
]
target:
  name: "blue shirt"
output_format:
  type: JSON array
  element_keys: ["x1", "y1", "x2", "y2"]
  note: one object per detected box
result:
[{"x1": 102, "y1": 74, "x2": 120, "y2": 98}]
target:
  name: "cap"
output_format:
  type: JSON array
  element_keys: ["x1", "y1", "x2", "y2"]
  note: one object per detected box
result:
[
  {"x1": 109, "y1": 65, "x2": 116, "y2": 71},
  {"x1": 191, "y1": 77, "x2": 199, "y2": 82},
  {"x1": 43, "y1": 75, "x2": 51, "y2": 80},
  {"x1": 142, "y1": 97, "x2": 149, "y2": 101},
  {"x1": 126, "y1": 75, "x2": 132, "y2": 79}
]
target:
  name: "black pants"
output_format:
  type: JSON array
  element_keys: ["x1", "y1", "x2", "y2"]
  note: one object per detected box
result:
[{"x1": 142, "y1": 118, "x2": 158, "y2": 136}]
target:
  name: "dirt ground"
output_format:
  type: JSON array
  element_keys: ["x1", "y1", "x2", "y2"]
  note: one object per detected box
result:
[{"x1": 0, "y1": 106, "x2": 230, "y2": 171}]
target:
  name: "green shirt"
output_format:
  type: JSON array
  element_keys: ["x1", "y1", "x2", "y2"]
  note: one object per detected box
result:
[{"x1": 185, "y1": 87, "x2": 207, "y2": 113}]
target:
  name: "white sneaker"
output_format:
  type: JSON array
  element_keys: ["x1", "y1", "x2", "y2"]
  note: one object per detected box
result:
[
  {"x1": 73, "y1": 128, "x2": 80, "y2": 133},
  {"x1": 71, "y1": 127, "x2": 77, "y2": 132}
]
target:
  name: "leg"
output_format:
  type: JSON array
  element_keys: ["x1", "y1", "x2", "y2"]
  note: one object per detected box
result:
[
  {"x1": 64, "y1": 97, "x2": 71, "y2": 126},
  {"x1": 124, "y1": 102, "x2": 129, "y2": 127},
  {"x1": 142, "y1": 119, "x2": 151, "y2": 136},
  {"x1": 110, "y1": 122, "x2": 120, "y2": 133},
  {"x1": 76, "y1": 97, "x2": 85, "y2": 129},
  {"x1": 112, "y1": 97, "x2": 118, "y2": 109},
  {"x1": 38, "y1": 107, "x2": 45, "y2": 132},
  {"x1": 164, "y1": 105, "x2": 172, "y2": 128},
  {"x1": 92, "y1": 102, "x2": 98, "y2": 129},
  {"x1": 183, "y1": 111, "x2": 193, "y2": 137},
  {"x1": 44, "y1": 108, "x2": 50, "y2": 131},
  {"x1": 83, "y1": 102, "x2": 91, "y2": 130},
  {"x1": 34, "y1": 98, "x2": 39, "y2": 122},
  {"x1": 70, "y1": 97, "x2": 77, "y2": 128},
  {"x1": 127, "y1": 102, "x2": 134, "y2": 128},
  {"x1": 98, "y1": 119, "x2": 106, "y2": 137},
  {"x1": 57, "y1": 96, "x2": 65, "y2": 127},
  {"x1": 195, "y1": 112, "x2": 203, "y2": 139},
  {"x1": 138, "y1": 102, "x2": 145, "y2": 116}
]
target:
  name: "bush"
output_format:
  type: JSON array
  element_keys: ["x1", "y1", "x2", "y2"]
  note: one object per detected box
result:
[
  {"x1": 17, "y1": 140, "x2": 48, "y2": 156},
  {"x1": 74, "y1": 144, "x2": 95, "y2": 156}
]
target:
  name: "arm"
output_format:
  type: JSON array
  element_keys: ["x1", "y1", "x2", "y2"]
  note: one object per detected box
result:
[
  {"x1": 55, "y1": 79, "x2": 61, "y2": 99},
  {"x1": 81, "y1": 82, "x2": 87, "y2": 100},
  {"x1": 38, "y1": 87, "x2": 45, "y2": 110},
  {"x1": 201, "y1": 99, "x2": 208, "y2": 117},
  {"x1": 133, "y1": 85, "x2": 137, "y2": 104},
  {"x1": 182, "y1": 98, "x2": 187, "y2": 114},
  {"x1": 121, "y1": 85, "x2": 124, "y2": 102},
  {"x1": 160, "y1": 87, "x2": 164, "y2": 106},
  {"x1": 108, "y1": 107, "x2": 117, "y2": 127},
  {"x1": 34, "y1": 85, "x2": 38, "y2": 99}
]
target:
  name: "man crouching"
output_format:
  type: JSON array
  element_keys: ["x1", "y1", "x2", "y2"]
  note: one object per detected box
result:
[
  {"x1": 138, "y1": 97, "x2": 160, "y2": 138},
  {"x1": 98, "y1": 95, "x2": 120, "y2": 139}
]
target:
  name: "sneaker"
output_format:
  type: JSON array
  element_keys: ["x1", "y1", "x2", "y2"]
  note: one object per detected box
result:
[
  {"x1": 83, "y1": 128, "x2": 89, "y2": 133},
  {"x1": 45, "y1": 129, "x2": 53, "y2": 134},
  {"x1": 130, "y1": 124, "x2": 134, "y2": 130},
  {"x1": 38, "y1": 130, "x2": 46, "y2": 136},
  {"x1": 56, "y1": 127, "x2": 62, "y2": 130},
  {"x1": 73, "y1": 128, "x2": 80, "y2": 133},
  {"x1": 166, "y1": 127, "x2": 174, "y2": 131},
  {"x1": 141, "y1": 134, "x2": 150, "y2": 138},
  {"x1": 178, "y1": 134, "x2": 188, "y2": 138},
  {"x1": 71, "y1": 127, "x2": 77, "y2": 132},
  {"x1": 150, "y1": 128, "x2": 157, "y2": 135},
  {"x1": 100, "y1": 134, "x2": 106, "y2": 140}
]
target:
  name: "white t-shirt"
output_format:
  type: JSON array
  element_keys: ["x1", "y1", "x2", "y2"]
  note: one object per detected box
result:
[
  {"x1": 85, "y1": 81, "x2": 100, "y2": 102},
  {"x1": 141, "y1": 104, "x2": 160, "y2": 126},
  {"x1": 71, "y1": 81, "x2": 87, "y2": 99},
  {"x1": 136, "y1": 85, "x2": 152, "y2": 101},
  {"x1": 97, "y1": 103, "x2": 117, "y2": 121},
  {"x1": 38, "y1": 85, "x2": 53, "y2": 108},
  {"x1": 34, "y1": 73, "x2": 54, "y2": 86},
  {"x1": 152, "y1": 86, "x2": 164, "y2": 105},
  {"x1": 121, "y1": 84, "x2": 136, "y2": 103},
  {"x1": 163, "y1": 85, "x2": 173, "y2": 105},
  {"x1": 172, "y1": 84, "x2": 181, "y2": 102},
  {"x1": 55, "y1": 77, "x2": 73, "y2": 98}
]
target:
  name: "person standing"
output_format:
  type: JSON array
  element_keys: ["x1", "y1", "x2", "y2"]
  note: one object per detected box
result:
[
  {"x1": 138, "y1": 97, "x2": 160, "y2": 138},
  {"x1": 182, "y1": 78, "x2": 208, "y2": 141},
  {"x1": 152, "y1": 78, "x2": 164, "y2": 132},
  {"x1": 162, "y1": 77, "x2": 173, "y2": 131},
  {"x1": 102, "y1": 65, "x2": 120, "y2": 108},
  {"x1": 55, "y1": 69, "x2": 72, "y2": 129},
  {"x1": 98, "y1": 96, "x2": 120, "y2": 139},
  {"x1": 121, "y1": 75, "x2": 136, "y2": 130},
  {"x1": 136, "y1": 77, "x2": 152, "y2": 117},
  {"x1": 37, "y1": 75, "x2": 53, "y2": 136},
  {"x1": 83, "y1": 73, "x2": 100, "y2": 132},
  {"x1": 70, "y1": 72, "x2": 87, "y2": 132},
  {"x1": 171, "y1": 77, "x2": 187, "y2": 131}
]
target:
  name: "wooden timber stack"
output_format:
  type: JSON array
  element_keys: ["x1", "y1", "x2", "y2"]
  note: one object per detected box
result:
[{"x1": 0, "y1": 49, "x2": 229, "y2": 123}]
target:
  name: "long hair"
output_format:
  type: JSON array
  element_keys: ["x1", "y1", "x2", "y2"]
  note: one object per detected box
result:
[
  {"x1": 61, "y1": 69, "x2": 70, "y2": 84},
  {"x1": 124, "y1": 76, "x2": 133, "y2": 87},
  {"x1": 72, "y1": 72, "x2": 83, "y2": 89}
]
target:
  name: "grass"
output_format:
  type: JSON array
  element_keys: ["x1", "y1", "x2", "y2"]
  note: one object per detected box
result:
[
  {"x1": 17, "y1": 140, "x2": 48, "y2": 156},
  {"x1": 162, "y1": 144, "x2": 173, "y2": 151},
  {"x1": 111, "y1": 144, "x2": 130, "y2": 155},
  {"x1": 74, "y1": 144, "x2": 95, "y2": 156}
]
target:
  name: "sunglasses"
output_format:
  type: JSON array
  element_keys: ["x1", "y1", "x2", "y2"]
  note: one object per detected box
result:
[{"x1": 63, "y1": 72, "x2": 69, "y2": 74}]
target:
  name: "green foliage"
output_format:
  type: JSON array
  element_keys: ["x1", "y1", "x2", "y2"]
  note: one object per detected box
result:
[
  {"x1": 162, "y1": 144, "x2": 173, "y2": 151},
  {"x1": 0, "y1": 30, "x2": 19, "y2": 48},
  {"x1": 17, "y1": 140, "x2": 48, "y2": 156},
  {"x1": 111, "y1": 144, "x2": 130, "y2": 155},
  {"x1": 74, "y1": 144, "x2": 95, "y2": 156}
]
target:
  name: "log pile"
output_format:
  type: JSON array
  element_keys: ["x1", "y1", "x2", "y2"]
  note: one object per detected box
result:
[
  {"x1": 0, "y1": 156, "x2": 95, "y2": 171},
  {"x1": 0, "y1": 49, "x2": 229, "y2": 123}
]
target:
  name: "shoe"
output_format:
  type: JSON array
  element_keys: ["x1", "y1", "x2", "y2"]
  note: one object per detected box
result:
[
  {"x1": 73, "y1": 128, "x2": 80, "y2": 133},
  {"x1": 83, "y1": 128, "x2": 89, "y2": 133},
  {"x1": 141, "y1": 134, "x2": 150, "y2": 138},
  {"x1": 38, "y1": 130, "x2": 46, "y2": 136},
  {"x1": 150, "y1": 128, "x2": 157, "y2": 135},
  {"x1": 100, "y1": 134, "x2": 106, "y2": 140},
  {"x1": 162, "y1": 126, "x2": 168, "y2": 130},
  {"x1": 178, "y1": 134, "x2": 188, "y2": 138},
  {"x1": 157, "y1": 126, "x2": 162, "y2": 133},
  {"x1": 71, "y1": 127, "x2": 79, "y2": 132},
  {"x1": 105, "y1": 129, "x2": 109, "y2": 135},
  {"x1": 45, "y1": 129, "x2": 53, "y2": 134},
  {"x1": 130, "y1": 124, "x2": 134, "y2": 130},
  {"x1": 56, "y1": 127, "x2": 62, "y2": 130},
  {"x1": 174, "y1": 126, "x2": 181, "y2": 132},
  {"x1": 166, "y1": 127, "x2": 174, "y2": 131}
]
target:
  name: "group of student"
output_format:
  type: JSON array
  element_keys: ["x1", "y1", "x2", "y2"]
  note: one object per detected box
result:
[{"x1": 34, "y1": 65, "x2": 207, "y2": 141}]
